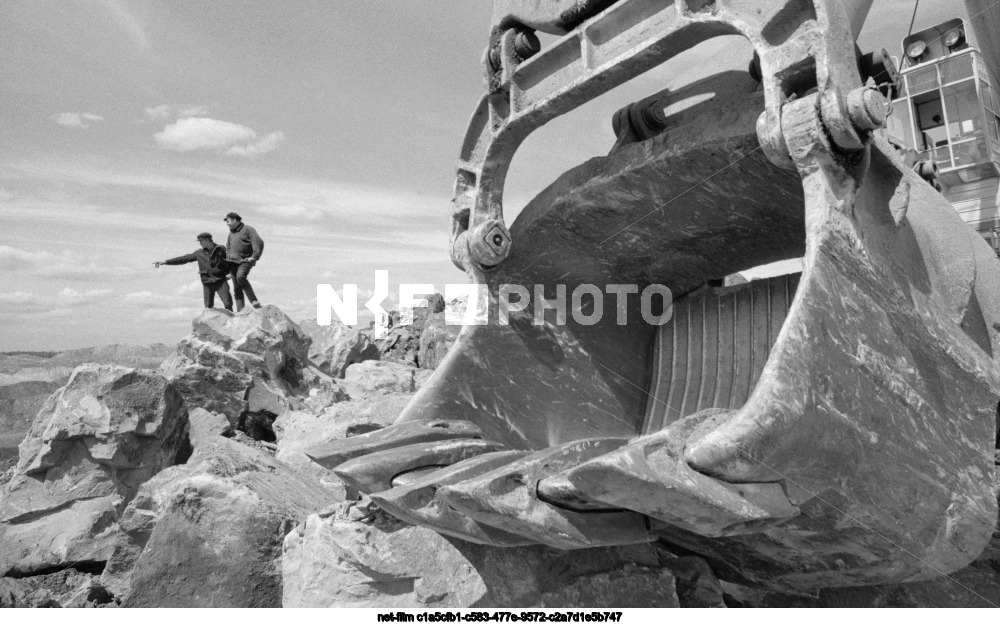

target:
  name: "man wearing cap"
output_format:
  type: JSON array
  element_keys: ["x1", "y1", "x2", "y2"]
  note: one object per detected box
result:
[
  {"x1": 154, "y1": 233, "x2": 233, "y2": 311},
  {"x1": 223, "y1": 212, "x2": 264, "y2": 311}
]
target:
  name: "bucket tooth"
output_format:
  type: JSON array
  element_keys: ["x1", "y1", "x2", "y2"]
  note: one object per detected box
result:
[
  {"x1": 333, "y1": 438, "x2": 508, "y2": 494},
  {"x1": 305, "y1": 420, "x2": 483, "y2": 470},
  {"x1": 537, "y1": 410, "x2": 799, "y2": 537},
  {"x1": 370, "y1": 451, "x2": 536, "y2": 547},
  {"x1": 436, "y1": 438, "x2": 654, "y2": 549}
]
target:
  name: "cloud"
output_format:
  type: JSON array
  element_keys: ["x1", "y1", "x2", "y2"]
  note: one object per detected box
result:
[
  {"x1": 154, "y1": 117, "x2": 255, "y2": 151},
  {"x1": 98, "y1": 0, "x2": 150, "y2": 51},
  {"x1": 154, "y1": 117, "x2": 284, "y2": 157},
  {"x1": 176, "y1": 280, "x2": 202, "y2": 296},
  {"x1": 0, "y1": 291, "x2": 47, "y2": 313},
  {"x1": 0, "y1": 288, "x2": 115, "y2": 316},
  {"x1": 141, "y1": 306, "x2": 201, "y2": 321},
  {"x1": 0, "y1": 245, "x2": 141, "y2": 281},
  {"x1": 51, "y1": 112, "x2": 104, "y2": 129},
  {"x1": 225, "y1": 131, "x2": 285, "y2": 157},
  {"x1": 259, "y1": 202, "x2": 326, "y2": 221},
  {"x1": 144, "y1": 105, "x2": 210, "y2": 121},
  {"x1": 126, "y1": 291, "x2": 191, "y2": 308},
  {"x1": 144, "y1": 105, "x2": 172, "y2": 120},
  {"x1": 59, "y1": 287, "x2": 114, "y2": 305}
]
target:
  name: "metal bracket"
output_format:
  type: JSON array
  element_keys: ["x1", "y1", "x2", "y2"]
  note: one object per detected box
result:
[{"x1": 451, "y1": 0, "x2": 876, "y2": 272}]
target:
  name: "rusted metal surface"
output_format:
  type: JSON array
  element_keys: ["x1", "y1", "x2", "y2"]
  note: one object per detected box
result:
[{"x1": 313, "y1": 0, "x2": 1000, "y2": 592}]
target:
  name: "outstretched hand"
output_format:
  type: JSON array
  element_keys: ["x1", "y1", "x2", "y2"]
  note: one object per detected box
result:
[{"x1": 153, "y1": 262, "x2": 162, "y2": 268}]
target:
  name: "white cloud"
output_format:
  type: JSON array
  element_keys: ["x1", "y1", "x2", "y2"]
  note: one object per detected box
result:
[
  {"x1": 51, "y1": 112, "x2": 104, "y2": 129},
  {"x1": 141, "y1": 306, "x2": 201, "y2": 321},
  {"x1": 58, "y1": 287, "x2": 114, "y2": 305},
  {"x1": 260, "y1": 202, "x2": 326, "y2": 221},
  {"x1": 99, "y1": 0, "x2": 150, "y2": 51},
  {"x1": 144, "y1": 105, "x2": 172, "y2": 120},
  {"x1": 0, "y1": 245, "x2": 141, "y2": 281},
  {"x1": 126, "y1": 290, "x2": 193, "y2": 308},
  {"x1": 0, "y1": 291, "x2": 46, "y2": 313},
  {"x1": 225, "y1": 131, "x2": 285, "y2": 157},
  {"x1": 0, "y1": 288, "x2": 115, "y2": 316},
  {"x1": 154, "y1": 117, "x2": 254, "y2": 151},
  {"x1": 154, "y1": 117, "x2": 283, "y2": 157},
  {"x1": 176, "y1": 280, "x2": 202, "y2": 296},
  {"x1": 144, "y1": 105, "x2": 210, "y2": 121}
]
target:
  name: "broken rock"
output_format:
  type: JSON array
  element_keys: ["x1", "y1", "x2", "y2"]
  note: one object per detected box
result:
[
  {"x1": 342, "y1": 361, "x2": 416, "y2": 398},
  {"x1": 101, "y1": 435, "x2": 335, "y2": 607},
  {"x1": 300, "y1": 319, "x2": 381, "y2": 378},
  {"x1": 164, "y1": 305, "x2": 326, "y2": 432},
  {"x1": 0, "y1": 365, "x2": 189, "y2": 576}
]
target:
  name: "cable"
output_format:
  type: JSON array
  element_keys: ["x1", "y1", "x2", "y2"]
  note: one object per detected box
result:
[{"x1": 907, "y1": 0, "x2": 922, "y2": 37}]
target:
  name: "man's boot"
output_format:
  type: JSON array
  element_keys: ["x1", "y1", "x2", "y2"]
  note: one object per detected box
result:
[{"x1": 235, "y1": 299, "x2": 245, "y2": 312}]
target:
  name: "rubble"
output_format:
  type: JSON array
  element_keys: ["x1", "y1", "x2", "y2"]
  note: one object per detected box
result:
[{"x1": 0, "y1": 365, "x2": 189, "y2": 576}]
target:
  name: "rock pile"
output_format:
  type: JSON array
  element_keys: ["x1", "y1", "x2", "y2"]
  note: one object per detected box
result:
[
  {"x1": 161, "y1": 305, "x2": 343, "y2": 440},
  {"x1": 0, "y1": 365, "x2": 189, "y2": 576}
]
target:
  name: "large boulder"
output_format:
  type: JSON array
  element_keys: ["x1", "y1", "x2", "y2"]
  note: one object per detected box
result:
[
  {"x1": 342, "y1": 361, "x2": 417, "y2": 398},
  {"x1": 299, "y1": 319, "x2": 381, "y2": 378},
  {"x1": 283, "y1": 504, "x2": 679, "y2": 608},
  {"x1": 163, "y1": 306, "x2": 331, "y2": 436},
  {"x1": 160, "y1": 338, "x2": 253, "y2": 423},
  {"x1": 0, "y1": 365, "x2": 189, "y2": 576},
  {"x1": 193, "y1": 305, "x2": 310, "y2": 360},
  {"x1": 0, "y1": 344, "x2": 173, "y2": 452},
  {"x1": 101, "y1": 435, "x2": 336, "y2": 607}
]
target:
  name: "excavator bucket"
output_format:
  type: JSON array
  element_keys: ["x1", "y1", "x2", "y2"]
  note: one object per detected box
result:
[{"x1": 310, "y1": 0, "x2": 1000, "y2": 592}]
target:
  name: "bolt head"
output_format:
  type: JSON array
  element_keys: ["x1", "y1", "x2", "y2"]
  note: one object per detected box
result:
[
  {"x1": 847, "y1": 87, "x2": 888, "y2": 131},
  {"x1": 468, "y1": 219, "x2": 511, "y2": 267},
  {"x1": 862, "y1": 90, "x2": 889, "y2": 125},
  {"x1": 514, "y1": 31, "x2": 540, "y2": 60},
  {"x1": 484, "y1": 224, "x2": 509, "y2": 253}
]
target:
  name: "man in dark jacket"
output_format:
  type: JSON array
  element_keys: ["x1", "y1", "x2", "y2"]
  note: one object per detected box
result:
[
  {"x1": 223, "y1": 212, "x2": 264, "y2": 311},
  {"x1": 154, "y1": 233, "x2": 233, "y2": 311}
]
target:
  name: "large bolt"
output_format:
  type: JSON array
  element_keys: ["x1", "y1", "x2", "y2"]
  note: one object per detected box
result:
[
  {"x1": 514, "y1": 30, "x2": 540, "y2": 60},
  {"x1": 639, "y1": 99, "x2": 667, "y2": 133},
  {"x1": 847, "y1": 88, "x2": 889, "y2": 131},
  {"x1": 468, "y1": 219, "x2": 511, "y2": 267}
]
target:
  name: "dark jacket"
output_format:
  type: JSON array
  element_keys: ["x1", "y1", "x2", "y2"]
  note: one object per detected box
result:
[
  {"x1": 226, "y1": 222, "x2": 264, "y2": 263},
  {"x1": 164, "y1": 244, "x2": 231, "y2": 284}
]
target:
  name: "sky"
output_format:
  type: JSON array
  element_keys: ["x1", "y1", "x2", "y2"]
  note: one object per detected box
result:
[{"x1": 0, "y1": 0, "x2": 965, "y2": 350}]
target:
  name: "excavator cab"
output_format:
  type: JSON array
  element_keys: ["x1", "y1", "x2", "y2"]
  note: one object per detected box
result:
[{"x1": 310, "y1": 0, "x2": 1000, "y2": 592}]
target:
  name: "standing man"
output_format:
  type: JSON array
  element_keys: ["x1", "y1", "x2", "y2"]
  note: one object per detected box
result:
[
  {"x1": 154, "y1": 233, "x2": 233, "y2": 311},
  {"x1": 224, "y1": 211, "x2": 264, "y2": 311}
]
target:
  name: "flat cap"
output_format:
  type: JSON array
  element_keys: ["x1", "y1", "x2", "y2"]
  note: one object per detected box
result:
[
  {"x1": 224, "y1": 212, "x2": 242, "y2": 221},
  {"x1": 196, "y1": 232, "x2": 213, "y2": 240}
]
